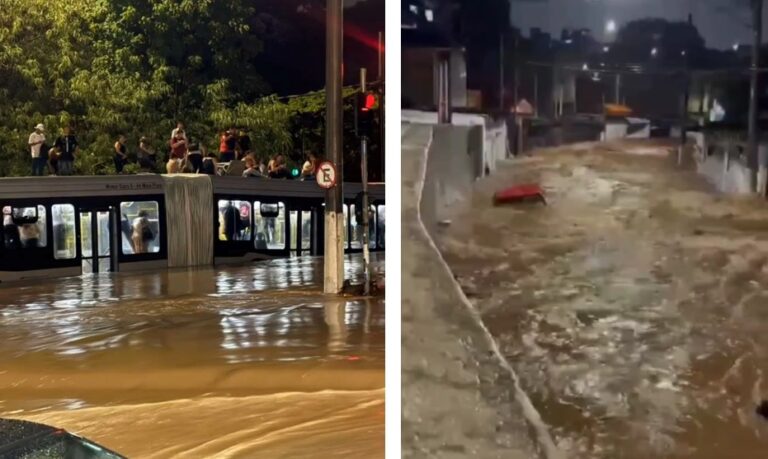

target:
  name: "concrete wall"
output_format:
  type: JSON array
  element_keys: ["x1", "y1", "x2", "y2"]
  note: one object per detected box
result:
[
  {"x1": 402, "y1": 110, "x2": 508, "y2": 176},
  {"x1": 695, "y1": 151, "x2": 753, "y2": 195},
  {"x1": 418, "y1": 124, "x2": 483, "y2": 234}
]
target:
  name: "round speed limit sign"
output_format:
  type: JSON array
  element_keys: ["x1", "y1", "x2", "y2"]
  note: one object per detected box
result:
[{"x1": 316, "y1": 161, "x2": 338, "y2": 189}]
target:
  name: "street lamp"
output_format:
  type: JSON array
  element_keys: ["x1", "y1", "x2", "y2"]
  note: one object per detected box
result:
[
  {"x1": 733, "y1": 43, "x2": 740, "y2": 51},
  {"x1": 651, "y1": 47, "x2": 658, "y2": 57},
  {"x1": 606, "y1": 19, "x2": 617, "y2": 34}
]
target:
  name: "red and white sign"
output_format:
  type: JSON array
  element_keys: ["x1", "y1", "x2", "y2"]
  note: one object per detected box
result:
[{"x1": 316, "y1": 161, "x2": 338, "y2": 189}]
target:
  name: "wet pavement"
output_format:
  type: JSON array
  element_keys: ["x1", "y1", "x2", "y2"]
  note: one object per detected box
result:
[
  {"x1": 0, "y1": 255, "x2": 384, "y2": 458},
  {"x1": 438, "y1": 141, "x2": 768, "y2": 458},
  {"x1": 402, "y1": 125, "x2": 541, "y2": 459}
]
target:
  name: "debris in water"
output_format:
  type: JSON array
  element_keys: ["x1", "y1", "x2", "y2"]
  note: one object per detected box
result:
[{"x1": 493, "y1": 184, "x2": 547, "y2": 206}]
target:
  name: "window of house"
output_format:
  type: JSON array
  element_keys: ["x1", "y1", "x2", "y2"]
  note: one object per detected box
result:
[
  {"x1": 120, "y1": 201, "x2": 161, "y2": 255},
  {"x1": 218, "y1": 200, "x2": 252, "y2": 241}
]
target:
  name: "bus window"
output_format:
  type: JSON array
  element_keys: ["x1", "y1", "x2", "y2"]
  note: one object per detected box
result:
[
  {"x1": 254, "y1": 201, "x2": 286, "y2": 250},
  {"x1": 350, "y1": 205, "x2": 362, "y2": 249},
  {"x1": 4, "y1": 205, "x2": 47, "y2": 249},
  {"x1": 377, "y1": 205, "x2": 385, "y2": 249},
  {"x1": 343, "y1": 204, "x2": 349, "y2": 248},
  {"x1": 369, "y1": 205, "x2": 377, "y2": 249},
  {"x1": 120, "y1": 202, "x2": 161, "y2": 255},
  {"x1": 218, "y1": 200, "x2": 252, "y2": 242},
  {"x1": 289, "y1": 211, "x2": 298, "y2": 256},
  {"x1": 301, "y1": 211, "x2": 312, "y2": 251},
  {"x1": 52, "y1": 204, "x2": 76, "y2": 259}
]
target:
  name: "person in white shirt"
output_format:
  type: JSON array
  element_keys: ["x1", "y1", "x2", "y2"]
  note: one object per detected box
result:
[{"x1": 28, "y1": 123, "x2": 46, "y2": 176}]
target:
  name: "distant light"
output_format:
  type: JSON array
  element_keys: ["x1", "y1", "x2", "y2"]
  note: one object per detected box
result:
[
  {"x1": 425, "y1": 9, "x2": 434, "y2": 22},
  {"x1": 681, "y1": 50, "x2": 686, "y2": 56},
  {"x1": 733, "y1": 43, "x2": 740, "y2": 51},
  {"x1": 651, "y1": 47, "x2": 658, "y2": 56},
  {"x1": 409, "y1": 4, "x2": 418, "y2": 15},
  {"x1": 291, "y1": 168, "x2": 300, "y2": 177},
  {"x1": 606, "y1": 19, "x2": 617, "y2": 34},
  {"x1": 600, "y1": 62, "x2": 605, "y2": 67},
  {"x1": 564, "y1": 38, "x2": 573, "y2": 44},
  {"x1": 603, "y1": 46, "x2": 610, "y2": 53},
  {"x1": 582, "y1": 63, "x2": 589, "y2": 70}
]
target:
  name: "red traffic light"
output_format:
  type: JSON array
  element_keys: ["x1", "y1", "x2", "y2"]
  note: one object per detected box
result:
[{"x1": 362, "y1": 92, "x2": 377, "y2": 111}]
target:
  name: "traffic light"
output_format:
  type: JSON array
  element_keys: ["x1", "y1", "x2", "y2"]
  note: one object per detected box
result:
[{"x1": 355, "y1": 90, "x2": 378, "y2": 138}]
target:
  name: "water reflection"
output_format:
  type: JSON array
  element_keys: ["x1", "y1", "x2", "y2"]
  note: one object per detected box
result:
[{"x1": 0, "y1": 254, "x2": 385, "y2": 409}]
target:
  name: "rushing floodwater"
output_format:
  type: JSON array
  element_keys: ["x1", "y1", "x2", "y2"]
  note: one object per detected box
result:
[
  {"x1": 0, "y1": 255, "x2": 385, "y2": 458},
  {"x1": 439, "y1": 142, "x2": 768, "y2": 458}
]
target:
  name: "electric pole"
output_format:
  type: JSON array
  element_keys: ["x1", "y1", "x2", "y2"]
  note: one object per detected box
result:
[
  {"x1": 324, "y1": 0, "x2": 344, "y2": 294},
  {"x1": 748, "y1": 0, "x2": 763, "y2": 192}
]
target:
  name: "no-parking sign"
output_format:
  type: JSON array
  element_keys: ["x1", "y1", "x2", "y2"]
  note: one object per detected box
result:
[{"x1": 316, "y1": 161, "x2": 338, "y2": 189}]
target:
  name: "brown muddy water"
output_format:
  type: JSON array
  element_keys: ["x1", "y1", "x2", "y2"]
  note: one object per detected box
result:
[
  {"x1": 438, "y1": 141, "x2": 768, "y2": 458},
  {"x1": 0, "y1": 255, "x2": 385, "y2": 458}
]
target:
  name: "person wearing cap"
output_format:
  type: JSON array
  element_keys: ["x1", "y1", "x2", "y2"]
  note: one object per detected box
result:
[{"x1": 28, "y1": 124, "x2": 46, "y2": 176}]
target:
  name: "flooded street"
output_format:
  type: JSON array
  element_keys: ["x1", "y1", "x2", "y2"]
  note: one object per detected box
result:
[
  {"x1": 0, "y1": 255, "x2": 385, "y2": 458},
  {"x1": 438, "y1": 141, "x2": 768, "y2": 458}
]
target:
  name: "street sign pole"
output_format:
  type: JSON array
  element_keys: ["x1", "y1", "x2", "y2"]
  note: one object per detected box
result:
[
  {"x1": 360, "y1": 68, "x2": 371, "y2": 296},
  {"x1": 324, "y1": 0, "x2": 344, "y2": 294}
]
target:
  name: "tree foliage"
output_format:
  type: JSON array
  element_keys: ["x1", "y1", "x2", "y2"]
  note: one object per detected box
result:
[{"x1": 0, "y1": 0, "x2": 384, "y2": 179}]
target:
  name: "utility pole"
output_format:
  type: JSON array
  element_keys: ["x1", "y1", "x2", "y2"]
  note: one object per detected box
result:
[
  {"x1": 499, "y1": 31, "x2": 505, "y2": 110},
  {"x1": 378, "y1": 31, "x2": 384, "y2": 81},
  {"x1": 748, "y1": 0, "x2": 763, "y2": 192},
  {"x1": 324, "y1": 0, "x2": 344, "y2": 294},
  {"x1": 360, "y1": 68, "x2": 372, "y2": 296}
]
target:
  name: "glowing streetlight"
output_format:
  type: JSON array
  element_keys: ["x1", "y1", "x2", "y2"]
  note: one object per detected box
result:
[
  {"x1": 733, "y1": 43, "x2": 740, "y2": 51},
  {"x1": 606, "y1": 19, "x2": 617, "y2": 34},
  {"x1": 603, "y1": 45, "x2": 610, "y2": 53},
  {"x1": 651, "y1": 47, "x2": 658, "y2": 57},
  {"x1": 582, "y1": 63, "x2": 589, "y2": 70}
]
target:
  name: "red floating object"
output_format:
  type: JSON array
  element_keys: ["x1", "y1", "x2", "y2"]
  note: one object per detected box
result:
[{"x1": 493, "y1": 183, "x2": 546, "y2": 205}]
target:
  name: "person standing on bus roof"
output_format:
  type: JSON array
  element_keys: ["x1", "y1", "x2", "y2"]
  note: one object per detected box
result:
[
  {"x1": 219, "y1": 128, "x2": 237, "y2": 162},
  {"x1": 114, "y1": 135, "x2": 128, "y2": 174},
  {"x1": 138, "y1": 136, "x2": 156, "y2": 172},
  {"x1": 170, "y1": 130, "x2": 187, "y2": 162},
  {"x1": 28, "y1": 123, "x2": 46, "y2": 176},
  {"x1": 171, "y1": 122, "x2": 187, "y2": 143},
  {"x1": 54, "y1": 126, "x2": 79, "y2": 176},
  {"x1": 186, "y1": 138, "x2": 203, "y2": 173}
]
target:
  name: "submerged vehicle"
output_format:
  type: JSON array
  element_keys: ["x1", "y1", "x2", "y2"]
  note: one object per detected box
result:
[
  {"x1": 0, "y1": 419, "x2": 124, "y2": 458},
  {"x1": 0, "y1": 175, "x2": 385, "y2": 283}
]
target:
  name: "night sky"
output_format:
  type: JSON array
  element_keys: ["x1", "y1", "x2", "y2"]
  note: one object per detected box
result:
[{"x1": 512, "y1": 0, "x2": 758, "y2": 50}]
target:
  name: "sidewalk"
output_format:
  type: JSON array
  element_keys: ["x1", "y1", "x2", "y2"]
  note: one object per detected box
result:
[{"x1": 401, "y1": 124, "x2": 540, "y2": 458}]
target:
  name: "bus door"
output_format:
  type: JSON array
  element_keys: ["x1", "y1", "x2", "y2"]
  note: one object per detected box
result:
[{"x1": 79, "y1": 207, "x2": 117, "y2": 274}]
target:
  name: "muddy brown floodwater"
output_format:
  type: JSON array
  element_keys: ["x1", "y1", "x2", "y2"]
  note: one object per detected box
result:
[
  {"x1": 0, "y1": 255, "x2": 384, "y2": 458},
  {"x1": 438, "y1": 141, "x2": 768, "y2": 458}
]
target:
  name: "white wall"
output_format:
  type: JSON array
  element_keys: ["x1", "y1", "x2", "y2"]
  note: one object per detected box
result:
[{"x1": 402, "y1": 110, "x2": 509, "y2": 175}]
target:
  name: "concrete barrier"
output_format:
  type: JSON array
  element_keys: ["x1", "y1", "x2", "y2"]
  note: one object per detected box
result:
[
  {"x1": 402, "y1": 122, "x2": 561, "y2": 458},
  {"x1": 402, "y1": 109, "x2": 508, "y2": 176}
]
